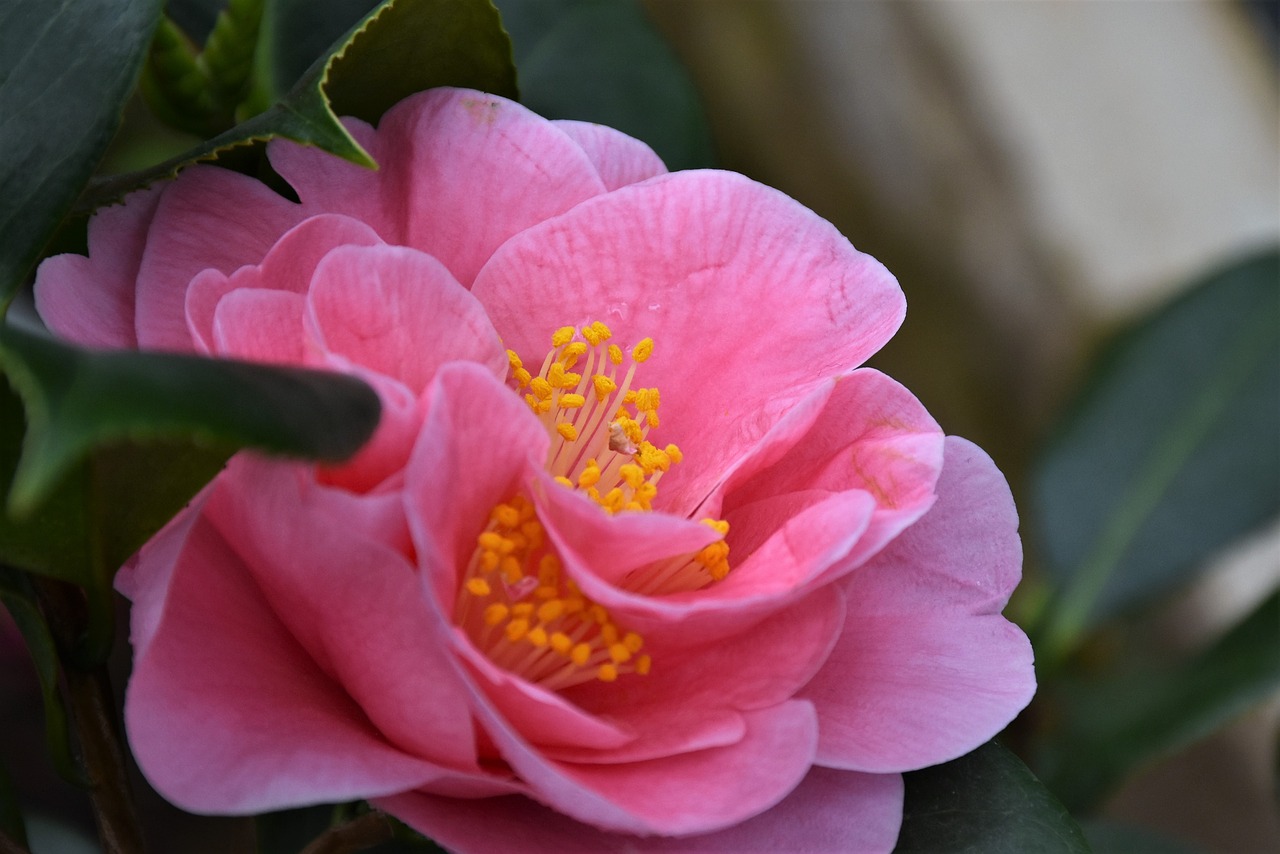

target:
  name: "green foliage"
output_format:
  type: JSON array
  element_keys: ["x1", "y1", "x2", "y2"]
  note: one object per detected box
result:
[
  {"x1": 1037, "y1": 589, "x2": 1280, "y2": 811},
  {"x1": 0, "y1": 570, "x2": 81, "y2": 787},
  {"x1": 1033, "y1": 249, "x2": 1280, "y2": 659},
  {"x1": 895, "y1": 741, "x2": 1090, "y2": 853},
  {"x1": 496, "y1": 0, "x2": 715, "y2": 170},
  {"x1": 0, "y1": 0, "x2": 162, "y2": 307}
]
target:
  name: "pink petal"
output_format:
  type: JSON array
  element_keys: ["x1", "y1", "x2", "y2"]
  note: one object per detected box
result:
[
  {"x1": 206, "y1": 458, "x2": 478, "y2": 771},
  {"x1": 134, "y1": 166, "x2": 305, "y2": 350},
  {"x1": 403, "y1": 362, "x2": 550, "y2": 606},
  {"x1": 270, "y1": 89, "x2": 608, "y2": 286},
  {"x1": 472, "y1": 170, "x2": 904, "y2": 516},
  {"x1": 379, "y1": 766, "x2": 902, "y2": 853},
  {"x1": 211, "y1": 289, "x2": 306, "y2": 363},
  {"x1": 124, "y1": 509, "x2": 445, "y2": 813},
  {"x1": 802, "y1": 437, "x2": 1035, "y2": 772},
  {"x1": 186, "y1": 213, "x2": 383, "y2": 352},
  {"x1": 315, "y1": 369, "x2": 423, "y2": 495},
  {"x1": 305, "y1": 244, "x2": 507, "y2": 393},
  {"x1": 553, "y1": 120, "x2": 668, "y2": 190},
  {"x1": 722, "y1": 369, "x2": 945, "y2": 584},
  {"x1": 34, "y1": 184, "x2": 163, "y2": 348}
]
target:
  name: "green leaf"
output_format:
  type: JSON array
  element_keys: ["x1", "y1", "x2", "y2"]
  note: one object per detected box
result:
[
  {"x1": 0, "y1": 752, "x2": 28, "y2": 851},
  {"x1": 496, "y1": 0, "x2": 715, "y2": 170},
  {"x1": 1082, "y1": 820, "x2": 1199, "y2": 854},
  {"x1": 1033, "y1": 249, "x2": 1280, "y2": 658},
  {"x1": 1036, "y1": 588, "x2": 1280, "y2": 811},
  {"x1": 0, "y1": 0, "x2": 163, "y2": 308},
  {"x1": 85, "y1": 0, "x2": 518, "y2": 212},
  {"x1": 894, "y1": 741, "x2": 1090, "y2": 854},
  {"x1": 0, "y1": 569, "x2": 81, "y2": 787},
  {"x1": 248, "y1": 0, "x2": 381, "y2": 111},
  {"x1": 0, "y1": 326, "x2": 380, "y2": 580}
]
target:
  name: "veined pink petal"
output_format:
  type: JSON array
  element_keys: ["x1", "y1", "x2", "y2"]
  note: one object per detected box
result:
[
  {"x1": 553, "y1": 120, "x2": 668, "y2": 191},
  {"x1": 305, "y1": 244, "x2": 507, "y2": 393},
  {"x1": 212, "y1": 289, "x2": 306, "y2": 363},
  {"x1": 34, "y1": 184, "x2": 163, "y2": 348},
  {"x1": 472, "y1": 169, "x2": 905, "y2": 516},
  {"x1": 802, "y1": 437, "x2": 1035, "y2": 772},
  {"x1": 134, "y1": 166, "x2": 305, "y2": 350},
  {"x1": 185, "y1": 213, "x2": 383, "y2": 352},
  {"x1": 124, "y1": 510, "x2": 446, "y2": 813},
  {"x1": 270, "y1": 89, "x2": 609, "y2": 286},
  {"x1": 378, "y1": 766, "x2": 902, "y2": 854},
  {"x1": 206, "y1": 458, "x2": 478, "y2": 772}
]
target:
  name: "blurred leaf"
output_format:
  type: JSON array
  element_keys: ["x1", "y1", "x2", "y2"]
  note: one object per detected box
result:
[
  {"x1": 0, "y1": 326, "x2": 380, "y2": 576},
  {"x1": 166, "y1": 0, "x2": 223, "y2": 42},
  {"x1": 894, "y1": 740, "x2": 1089, "y2": 853},
  {"x1": 83, "y1": 0, "x2": 517, "y2": 212},
  {"x1": 256, "y1": 804, "x2": 335, "y2": 854},
  {"x1": 1082, "y1": 820, "x2": 1199, "y2": 854},
  {"x1": 1037, "y1": 588, "x2": 1280, "y2": 811},
  {"x1": 0, "y1": 755, "x2": 28, "y2": 851},
  {"x1": 0, "y1": 569, "x2": 81, "y2": 787},
  {"x1": 0, "y1": 0, "x2": 162, "y2": 308},
  {"x1": 496, "y1": 0, "x2": 715, "y2": 170},
  {"x1": 1034, "y1": 249, "x2": 1280, "y2": 657},
  {"x1": 249, "y1": 0, "x2": 381, "y2": 111}
]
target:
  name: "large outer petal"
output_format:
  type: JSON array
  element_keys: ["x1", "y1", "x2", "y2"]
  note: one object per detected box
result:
[
  {"x1": 552, "y1": 120, "x2": 668, "y2": 191},
  {"x1": 379, "y1": 766, "x2": 903, "y2": 854},
  {"x1": 133, "y1": 166, "x2": 306, "y2": 350},
  {"x1": 268, "y1": 89, "x2": 609, "y2": 286},
  {"x1": 472, "y1": 169, "x2": 905, "y2": 516},
  {"x1": 124, "y1": 506, "x2": 447, "y2": 813},
  {"x1": 34, "y1": 184, "x2": 163, "y2": 347},
  {"x1": 802, "y1": 437, "x2": 1036, "y2": 772}
]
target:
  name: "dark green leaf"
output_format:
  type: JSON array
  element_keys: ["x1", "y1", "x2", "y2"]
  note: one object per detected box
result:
[
  {"x1": 85, "y1": 0, "x2": 517, "y2": 212},
  {"x1": 1036, "y1": 588, "x2": 1280, "y2": 811},
  {"x1": 0, "y1": 326, "x2": 379, "y2": 583},
  {"x1": 1082, "y1": 820, "x2": 1199, "y2": 854},
  {"x1": 0, "y1": 0, "x2": 162, "y2": 307},
  {"x1": 894, "y1": 741, "x2": 1089, "y2": 854},
  {"x1": 250, "y1": 0, "x2": 381, "y2": 110},
  {"x1": 0, "y1": 569, "x2": 81, "y2": 787},
  {"x1": 0, "y1": 753, "x2": 28, "y2": 850},
  {"x1": 497, "y1": 0, "x2": 715, "y2": 170},
  {"x1": 1034, "y1": 249, "x2": 1280, "y2": 657}
]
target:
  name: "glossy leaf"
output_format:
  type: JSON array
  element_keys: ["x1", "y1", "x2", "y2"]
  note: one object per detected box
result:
[
  {"x1": 894, "y1": 741, "x2": 1089, "y2": 854},
  {"x1": 1034, "y1": 249, "x2": 1280, "y2": 657},
  {"x1": 0, "y1": 569, "x2": 81, "y2": 787},
  {"x1": 249, "y1": 0, "x2": 381, "y2": 112},
  {"x1": 0, "y1": 0, "x2": 162, "y2": 307},
  {"x1": 1036, "y1": 588, "x2": 1280, "y2": 811},
  {"x1": 0, "y1": 328, "x2": 379, "y2": 606},
  {"x1": 85, "y1": 0, "x2": 517, "y2": 212},
  {"x1": 496, "y1": 0, "x2": 715, "y2": 170}
]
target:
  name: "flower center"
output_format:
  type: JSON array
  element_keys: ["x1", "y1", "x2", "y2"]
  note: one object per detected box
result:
[{"x1": 454, "y1": 321, "x2": 732, "y2": 688}]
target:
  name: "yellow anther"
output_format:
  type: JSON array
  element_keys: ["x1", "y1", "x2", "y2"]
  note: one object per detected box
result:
[
  {"x1": 600, "y1": 623, "x2": 619, "y2": 645},
  {"x1": 635, "y1": 388, "x2": 660, "y2": 411},
  {"x1": 632, "y1": 338, "x2": 654, "y2": 362},
  {"x1": 645, "y1": 411, "x2": 660, "y2": 428},
  {"x1": 507, "y1": 350, "x2": 523, "y2": 369},
  {"x1": 512, "y1": 602, "x2": 534, "y2": 618},
  {"x1": 539, "y1": 554, "x2": 561, "y2": 576},
  {"x1": 505, "y1": 619, "x2": 530, "y2": 642},
  {"x1": 556, "y1": 422, "x2": 579, "y2": 442},
  {"x1": 597, "y1": 664, "x2": 619, "y2": 682},
  {"x1": 513, "y1": 367, "x2": 532, "y2": 386},
  {"x1": 623, "y1": 632, "x2": 644, "y2": 653},
  {"x1": 550, "y1": 632, "x2": 573, "y2": 655},
  {"x1": 528, "y1": 626, "x2": 549, "y2": 647},
  {"x1": 619, "y1": 464, "x2": 645, "y2": 489},
  {"x1": 561, "y1": 342, "x2": 588, "y2": 366},
  {"x1": 582, "y1": 324, "x2": 603, "y2": 346},
  {"x1": 577, "y1": 460, "x2": 601, "y2": 488},
  {"x1": 492, "y1": 504, "x2": 521, "y2": 527},
  {"x1": 537, "y1": 600, "x2": 565, "y2": 622},
  {"x1": 564, "y1": 596, "x2": 585, "y2": 614},
  {"x1": 553, "y1": 475, "x2": 573, "y2": 488},
  {"x1": 534, "y1": 585, "x2": 558, "y2": 600},
  {"x1": 483, "y1": 603, "x2": 509, "y2": 626},
  {"x1": 592, "y1": 375, "x2": 617, "y2": 401},
  {"x1": 529, "y1": 377, "x2": 553, "y2": 400},
  {"x1": 591, "y1": 321, "x2": 612, "y2": 341},
  {"x1": 701, "y1": 518, "x2": 730, "y2": 536},
  {"x1": 551, "y1": 326, "x2": 576, "y2": 347},
  {"x1": 589, "y1": 604, "x2": 610, "y2": 625},
  {"x1": 570, "y1": 643, "x2": 592, "y2": 666},
  {"x1": 502, "y1": 556, "x2": 523, "y2": 584},
  {"x1": 477, "y1": 532, "x2": 508, "y2": 552},
  {"x1": 465, "y1": 578, "x2": 492, "y2": 597},
  {"x1": 665, "y1": 444, "x2": 683, "y2": 463},
  {"x1": 609, "y1": 643, "x2": 632, "y2": 663},
  {"x1": 558, "y1": 393, "x2": 586, "y2": 409},
  {"x1": 607, "y1": 344, "x2": 623, "y2": 364},
  {"x1": 479, "y1": 551, "x2": 500, "y2": 573},
  {"x1": 636, "y1": 655, "x2": 652, "y2": 675}
]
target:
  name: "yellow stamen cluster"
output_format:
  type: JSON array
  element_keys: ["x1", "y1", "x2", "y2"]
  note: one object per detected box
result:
[
  {"x1": 455, "y1": 495, "x2": 652, "y2": 689},
  {"x1": 507, "y1": 322, "x2": 683, "y2": 515}
]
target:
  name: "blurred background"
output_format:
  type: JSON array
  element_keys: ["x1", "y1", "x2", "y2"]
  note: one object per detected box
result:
[{"x1": 637, "y1": 1, "x2": 1278, "y2": 850}]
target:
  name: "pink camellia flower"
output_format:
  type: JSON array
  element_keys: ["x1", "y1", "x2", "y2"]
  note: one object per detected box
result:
[{"x1": 35, "y1": 88, "x2": 1034, "y2": 851}]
